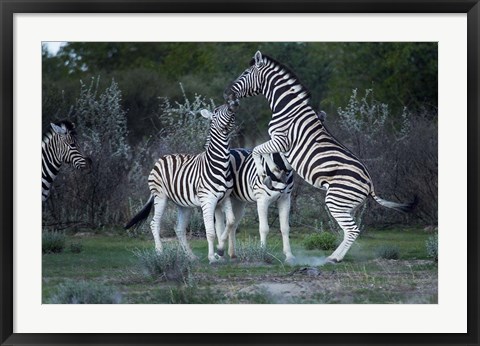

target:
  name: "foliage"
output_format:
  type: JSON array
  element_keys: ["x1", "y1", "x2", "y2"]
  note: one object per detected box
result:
[
  {"x1": 43, "y1": 42, "x2": 437, "y2": 143},
  {"x1": 133, "y1": 245, "x2": 195, "y2": 283},
  {"x1": 42, "y1": 231, "x2": 66, "y2": 254},
  {"x1": 153, "y1": 83, "x2": 215, "y2": 154},
  {"x1": 234, "y1": 238, "x2": 281, "y2": 264},
  {"x1": 42, "y1": 77, "x2": 132, "y2": 228},
  {"x1": 69, "y1": 242, "x2": 84, "y2": 254},
  {"x1": 42, "y1": 42, "x2": 438, "y2": 230},
  {"x1": 333, "y1": 89, "x2": 437, "y2": 225},
  {"x1": 302, "y1": 232, "x2": 338, "y2": 251},
  {"x1": 168, "y1": 285, "x2": 225, "y2": 304},
  {"x1": 48, "y1": 280, "x2": 122, "y2": 304},
  {"x1": 425, "y1": 234, "x2": 438, "y2": 262},
  {"x1": 375, "y1": 245, "x2": 401, "y2": 260},
  {"x1": 42, "y1": 231, "x2": 437, "y2": 304}
]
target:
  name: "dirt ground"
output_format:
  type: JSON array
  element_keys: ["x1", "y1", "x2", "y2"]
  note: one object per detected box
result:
[{"x1": 200, "y1": 259, "x2": 438, "y2": 304}]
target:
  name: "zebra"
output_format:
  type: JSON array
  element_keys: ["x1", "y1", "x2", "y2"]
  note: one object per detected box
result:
[
  {"x1": 42, "y1": 120, "x2": 91, "y2": 202},
  {"x1": 224, "y1": 51, "x2": 415, "y2": 263},
  {"x1": 124, "y1": 101, "x2": 239, "y2": 263},
  {"x1": 216, "y1": 148, "x2": 295, "y2": 263}
]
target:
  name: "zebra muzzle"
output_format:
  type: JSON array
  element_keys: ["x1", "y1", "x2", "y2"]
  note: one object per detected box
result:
[
  {"x1": 223, "y1": 86, "x2": 235, "y2": 102},
  {"x1": 82, "y1": 157, "x2": 93, "y2": 173}
]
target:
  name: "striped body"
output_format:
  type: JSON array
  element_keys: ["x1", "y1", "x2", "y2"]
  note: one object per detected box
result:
[
  {"x1": 224, "y1": 148, "x2": 295, "y2": 262},
  {"x1": 225, "y1": 51, "x2": 414, "y2": 262},
  {"x1": 229, "y1": 148, "x2": 293, "y2": 202},
  {"x1": 125, "y1": 102, "x2": 239, "y2": 263},
  {"x1": 149, "y1": 152, "x2": 232, "y2": 208},
  {"x1": 41, "y1": 121, "x2": 91, "y2": 202}
]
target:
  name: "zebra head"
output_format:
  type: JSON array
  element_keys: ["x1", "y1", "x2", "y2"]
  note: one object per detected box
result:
[
  {"x1": 224, "y1": 50, "x2": 266, "y2": 101},
  {"x1": 50, "y1": 121, "x2": 92, "y2": 171},
  {"x1": 200, "y1": 99, "x2": 239, "y2": 136}
]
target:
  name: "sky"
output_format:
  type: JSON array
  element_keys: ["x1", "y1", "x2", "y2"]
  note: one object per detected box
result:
[{"x1": 43, "y1": 41, "x2": 66, "y2": 55}]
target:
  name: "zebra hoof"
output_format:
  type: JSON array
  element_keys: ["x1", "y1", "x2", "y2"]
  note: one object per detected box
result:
[
  {"x1": 326, "y1": 257, "x2": 340, "y2": 264},
  {"x1": 216, "y1": 248, "x2": 225, "y2": 257},
  {"x1": 284, "y1": 256, "x2": 296, "y2": 265}
]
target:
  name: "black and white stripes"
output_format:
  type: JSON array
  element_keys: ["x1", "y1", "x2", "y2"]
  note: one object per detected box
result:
[
  {"x1": 41, "y1": 121, "x2": 91, "y2": 202},
  {"x1": 224, "y1": 149, "x2": 295, "y2": 262},
  {"x1": 125, "y1": 101, "x2": 239, "y2": 263},
  {"x1": 225, "y1": 51, "x2": 415, "y2": 263}
]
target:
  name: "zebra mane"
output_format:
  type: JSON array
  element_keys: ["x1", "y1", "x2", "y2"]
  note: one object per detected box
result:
[{"x1": 253, "y1": 54, "x2": 312, "y2": 102}]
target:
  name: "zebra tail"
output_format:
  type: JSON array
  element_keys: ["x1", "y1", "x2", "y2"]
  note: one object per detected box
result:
[
  {"x1": 370, "y1": 192, "x2": 418, "y2": 213},
  {"x1": 125, "y1": 195, "x2": 154, "y2": 230}
]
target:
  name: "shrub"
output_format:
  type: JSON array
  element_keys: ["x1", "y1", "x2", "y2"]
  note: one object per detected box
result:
[
  {"x1": 133, "y1": 245, "x2": 195, "y2": 283},
  {"x1": 169, "y1": 285, "x2": 224, "y2": 304},
  {"x1": 303, "y1": 232, "x2": 338, "y2": 251},
  {"x1": 43, "y1": 77, "x2": 132, "y2": 228},
  {"x1": 333, "y1": 89, "x2": 437, "y2": 226},
  {"x1": 375, "y1": 245, "x2": 400, "y2": 260},
  {"x1": 69, "y1": 242, "x2": 84, "y2": 254},
  {"x1": 426, "y1": 234, "x2": 438, "y2": 262},
  {"x1": 42, "y1": 231, "x2": 66, "y2": 254},
  {"x1": 235, "y1": 238, "x2": 280, "y2": 264},
  {"x1": 48, "y1": 280, "x2": 122, "y2": 304}
]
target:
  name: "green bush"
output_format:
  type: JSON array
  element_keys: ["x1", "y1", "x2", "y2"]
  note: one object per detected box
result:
[
  {"x1": 235, "y1": 238, "x2": 280, "y2": 264},
  {"x1": 375, "y1": 245, "x2": 400, "y2": 260},
  {"x1": 303, "y1": 232, "x2": 338, "y2": 251},
  {"x1": 133, "y1": 245, "x2": 195, "y2": 283},
  {"x1": 169, "y1": 285, "x2": 224, "y2": 304},
  {"x1": 69, "y1": 242, "x2": 84, "y2": 254},
  {"x1": 426, "y1": 234, "x2": 438, "y2": 262},
  {"x1": 42, "y1": 231, "x2": 66, "y2": 254},
  {"x1": 48, "y1": 280, "x2": 122, "y2": 304}
]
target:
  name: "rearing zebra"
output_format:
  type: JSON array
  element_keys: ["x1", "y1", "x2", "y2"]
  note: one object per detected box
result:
[
  {"x1": 224, "y1": 51, "x2": 415, "y2": 263},
  {"x1": 42, "y1": 120, "x2": 91, "y2": 202},
  {"x1": 125, "y1": 101, "x2": 239, "y2": 263}
]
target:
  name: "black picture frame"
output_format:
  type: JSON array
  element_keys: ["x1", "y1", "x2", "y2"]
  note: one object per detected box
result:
[{"x1": 1, "y1": 1, "x2": 478, "y2": 345}]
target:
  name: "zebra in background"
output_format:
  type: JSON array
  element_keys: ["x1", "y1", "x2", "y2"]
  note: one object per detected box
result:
[
  {"x1": 125, "y1": 101, "x2": 239, "y2": 263},
  {"x1": 224, "y1": 51, "x2": 415, "y2": 263},
  {"x1": 215, "y1": 148, "x2": 295, "y2": 263},
  {"x1": 42, "y1": 120, "x2": 91, "y2": 202}
]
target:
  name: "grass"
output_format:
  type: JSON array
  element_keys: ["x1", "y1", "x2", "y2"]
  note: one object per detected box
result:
[
  {"x1": 42, "y1": 227, "x2": 437, "y2": 304},
  {"x1": 42, "y1": 231, "x2": 66, "y2": 254}
]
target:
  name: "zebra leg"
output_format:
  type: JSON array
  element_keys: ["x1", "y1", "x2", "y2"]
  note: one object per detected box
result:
[
  {"x1": 325, "y1": 199, "x2": 361, "y2": 263},
  {"x1": 175, "y1": 206, "x2": 197, "y2": 260},
  {"x1": 150, "y1": 195, "x2": 167, "y2": 254},
  {"x1": 218, "y1": 197, "x2": 236, "y2": 255},
  {"x1": 214, "y1": 204, "x2": 240, "y2": 258},
  {"x1": 252, "y1": 137, "x2": 289, "y2": 184},
  {"x1": 214, "y1": 206, "x2": 225, "y2": 248},
  {"x1": 229, "y1": 199, "x2": 246, "y2": 259},
  {"x1": 256, "y1": 198, "x2": 270, "y2": 249},
  {"x1": 279, "y1": 152, "x2": 292, "y2": 171},
  {"x1": 201, "y1": 200, "x2": 222, "y2": 263},
  {"x1": 277, "y1": 194, "x2": 295, "y2": 264}
]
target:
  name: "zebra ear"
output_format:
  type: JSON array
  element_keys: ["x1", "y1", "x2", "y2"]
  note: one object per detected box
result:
[
  {"x1": 200, "y1": 109, "x2": 213, "y2": 120},
  {"x1": 51, "y1": 123, "x2": 67, "y2": 135},
  {"x1": 254, "y1": 51, "x2": 264, "y2": 67}
]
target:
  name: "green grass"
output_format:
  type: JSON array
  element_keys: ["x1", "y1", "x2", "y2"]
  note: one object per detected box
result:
[{"x1": 42, "y1": 227, "x2": 437, "y2": 304}]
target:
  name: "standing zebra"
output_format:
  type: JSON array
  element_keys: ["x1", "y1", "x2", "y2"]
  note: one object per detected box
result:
[
  {"x1": 217, "y1": 148, "x2": 295, "y2": 263},
  {"x1": 224, "y1": 51, "x2": 415, "y2": 263},
  {"x1": 42, "y1": 120, "x2": 91, "y2": 202},
  {"x1": 125, "y1": 101, "x2": 239, "y2": 263}
]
